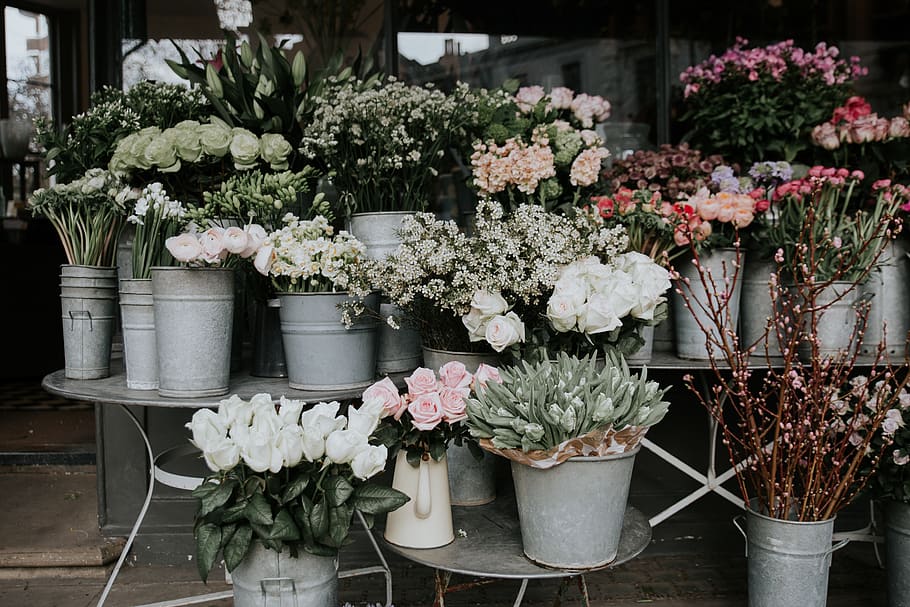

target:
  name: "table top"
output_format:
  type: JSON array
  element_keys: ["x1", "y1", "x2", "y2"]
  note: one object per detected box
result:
[
  {"x1": 41, "y1": 361, "x2": 404, "y2": 408},
  {"x1": 381, "y1": 495, "x2": 651, "y2": 579}
]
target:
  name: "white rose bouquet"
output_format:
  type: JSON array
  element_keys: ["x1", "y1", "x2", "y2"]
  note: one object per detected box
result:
[{"x1": 186, "y1": 393, "x2": 409, "y2": 581}]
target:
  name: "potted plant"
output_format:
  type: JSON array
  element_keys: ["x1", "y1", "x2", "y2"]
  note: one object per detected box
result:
[
  {"x1": 602, "y1": 143, "x2": 727, "y2": 203},
  {"x1": 253, "y1": 213, "x2": 379, "y2": 390},
  {"x1": 464, "y1": 352, "x2": 670, "y2": 568},
  {"x1": 365, "y1": 363, "x2": 503, "y2": 547},
  {"x1": 679, "y1": 37, "x2": 866, "y2": 165},
  {"x1": 185, "y1": 392, "x2": 408, "y2": 607},
  {"x1": 27, "y1": 168, "x2": 131, "y2": 379},
  {"x1": 677, "y1": 189, "x2": 910, "y2": 606}
]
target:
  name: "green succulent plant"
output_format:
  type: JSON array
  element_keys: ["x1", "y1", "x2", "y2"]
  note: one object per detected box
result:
[{"x1": 464, "y1": 353, "x2": 670, "y2": 452}]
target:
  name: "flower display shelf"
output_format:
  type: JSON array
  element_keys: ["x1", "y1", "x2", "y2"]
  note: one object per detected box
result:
[{"x1": 382, "y1": 494, "x2": 650, "y2": 607}]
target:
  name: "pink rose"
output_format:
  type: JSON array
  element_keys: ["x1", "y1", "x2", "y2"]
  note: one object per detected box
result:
[
  {"x1": 438, "y1": 361, "x2": 473, "y2": 391},
  {"x1": 438, "y1": 386, "x2": 469, "y2": 423},
  {"x1": 405, "y1": 367, "x2": 439, "y2": 397},
  {"x1": 473, "y1": 364, "x2": 502, "y2": 391},
  {"x1": 363, "y1": 377, "x2": 405, "y2": 419},
  {"x1": 165, "y1": 233, "x2": 202, "y2": 263},
  {"x1": 408, "y1": 393, "x2": 444, "y2": 431}
]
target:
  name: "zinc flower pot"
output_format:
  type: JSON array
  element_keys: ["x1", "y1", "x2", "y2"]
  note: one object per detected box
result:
[
  {"x1": 736, "y1": 501, "x2": 848, "y2": 607},
  {"x1": 151, "y1": 266, "x2": 234, "y2": 398},
  {"x1": 423, "y1": 346, "x2": 500, "y2": 506},
  {"x1": 119, "y1": 278, "x2": 157, "y2": 390},
  {"x1": 886, "y1": 500, "x2": 910, "y2": 607},
  {"x1": 230, "y1": 542, "x2": 338, "y2": 607},
  {"x1": 383, "y1": 450, "x2": 454, "y2": 549},
  {"x1": 672, "y1": 248, "x2": 744, "y2": 360},
  {"x1": 862, "y1": 237, "x2": 910, "y2": 356},
  {"x1": 348, "y1": 211, "x2": 414, "y2": 262},
  {"x1": 511, "y1": 447, "x2": 639, "y2": 569},
  {"x1": 796, "y1": 281, "x2": 864, "y2": 360},
  {"x1": 739, "y1": 258, "x2": 784, "y2": 359},
  {"x1": 277, "y1": 291, "x2": 380, "y2": 391},
  {"x1": 60, "y1": 265, "x2": 119, "y2": 379}
]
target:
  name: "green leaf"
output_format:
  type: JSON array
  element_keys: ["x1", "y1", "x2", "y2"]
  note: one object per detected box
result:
[
  {"x1": 243, "y1": 492, "x2": 273, "y2": 526},
  {"x1": 223, "y1": 524, "x2": 253, "y2": 571},
  {"x1": 327, "y1": 504, "x2": 352, "y2": 547},
  {"x1": 191, "y1": 480, "x2": 219, "y2": 499},
  {"x1": 351, "y1": 484, "x2": 410, "y2": 515},
  {"x1": 280, "y1": 474, "x2": 309, "y2": 504},
  {"x1": 294, "y1": 495, "x2": 315, "y2": 545},
  {"x1": 268, "y1": 509, "x2": 301, "y2": 541},
  {"x1": 310, "y1": 501, "x2": 329, "y2": 540},
  {"x1": 324, "y1": 475, "x2": 354, "y2": 507},
  {"x1": 194, "y1": 522, "x2": 221, "y2": 582},
  {"x1": 199, "y1": 480, "x2": 236, "y2": 517},
  {"x1": 429, "y1": 437, "x2": 447, "y2": 462},
  {"x1": 221, "y1": 501, "x2": 247, "y2": 524}
]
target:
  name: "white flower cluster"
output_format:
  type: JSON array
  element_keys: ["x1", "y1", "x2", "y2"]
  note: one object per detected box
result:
[
  {"x1": 546, "y1": 252, "x2": 672, "y2": 335},
  {"x1": 254, "y1": 214, "x2": 368, "y2": 293},
  {"x1": 128, "y1": 182, "x2": 186, "y2": 226},
  {"x1": 830, "y1": 376, "x2": 910, "y2": 466},
  {"x1": 186, "y1": 393, "x2": 389, "y2": 480},
  {"x1": 462, "y1": 291, "x2": 526, "y2": 352},
  {"x1": 29, "y1": 168, "x2": 129, "y2": 214},
  {"x1": 165, "y1": 223, "x2": 267, "y2": 266},
  {"x1": 109, "y1": 117, "x2": 293, "y2": 175}
]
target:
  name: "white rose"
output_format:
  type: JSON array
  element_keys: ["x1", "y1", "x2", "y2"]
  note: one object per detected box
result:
[
  {"x1": 230, "y1": 127, "x2": 261, "y2": 170},
  {"x1": 171, "y1": 120, "x2": 202, "y2": 162},
  {"x1": 275, "y1": 425, "x2": 305, "y2": 467},
  {"x1": 484, "y1": 312, "x2": 525, "y2": 352},
  {"x1": 301, "y1": 427, "x2": 326, "y2": 461},
  {"x1": 249, "y1": 394, "x2": 280, "y2": 435},
  {"x1": 302, "y1": 401, "x2": 345, "y2": 438},
  {"x1": 324, "y1": 429, "x2": 369, "y2": 464},
  {"x1": 260, "y1": 133, "x2": 293, "y2": 171},
  {"x1": 186, "y1": 409, "x2": 228, "y2": 453},
  {"x1": 882, "y1": 409, "x2": 906, "y2": 436},
  {"x1": 469, "y1": 290, "x2": 509, "y2": 317},
  {"x1": 351, "y1": 444, "x2": 389, "y2": 480},
  {"x1": 222, "y1": 226, "x2": 250, "y2": 254},
  {"x1": 347, "y1": 399, "x2": 383, "y2": 436},
  {"x1": 462, "y1": 307, "x2": 488, "y2": 342},
  {"x1": 578, "y1": 292, "x2": 622, "y2": 334},
  {"x1": 595, "y1": 269, "x2": 639, "y2": 319},
  {"x1": 217, "y1": 394, "x2": 253, "y2": 429},
  {"x1": 894, "y1": 449, "x2": 910, "y2": 466},
  {"x1": 240, "y1": 426, "x2": 284, "y2": 473},
  {"x1": 546, "y1": 293, "x2": 580, "y2": 333},
  {"x1": 199, "y1": 121, "x2": 232, "y2": 157},
  {"x1": 277, "y1": 396, "x2": 304, "y2": 426},
  {"x1": 202, "y1": 438, "x2": 240, "y2": 472},
  {"x1": 253, "y1": 243, "x2": 275, "y2": 275},
  {"x1": 553, "y1": 268, "x2": 589, "y2": 307}
]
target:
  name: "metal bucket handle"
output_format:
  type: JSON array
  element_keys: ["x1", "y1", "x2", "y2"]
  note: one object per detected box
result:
[
  {"x1": 68, "y1": 310, "x2": 93, "y2": 331},
  {"x1": 733, "y1": 515, "x2": 850, "y2": 558},
  {"x1": 260, "y1": 576, "x2": 297, "y2": 602}
]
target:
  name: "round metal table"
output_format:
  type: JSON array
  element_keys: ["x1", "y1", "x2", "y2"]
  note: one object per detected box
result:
[{"x1": 382, "y1": 494, "x2": 651, "y2": 607}]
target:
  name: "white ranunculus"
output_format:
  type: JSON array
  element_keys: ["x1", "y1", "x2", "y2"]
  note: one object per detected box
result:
[
  {"x1": 242, "y1": 224, "x2": 268, "y2": 258},
  {"x1": 230, "y1": 127, "x2": 261, "y2": 170},
  {"x1": 579, "y1": 292, "x2": 622, "y2": 334},
  {"x1": 301, "y1": 427, "x2": 326, "y2": 461},
  {"x1": 351, "y1": 444, "x2": 388, "y2": 480},
  {"x1": 186, "y1": 408, "x2": 228, "y2": 453},
  {"x1": 485, "y1": 312, "x2": 526, "y2": 352},
  {"x1": 222, "y1": 226, "x2": 250, "y2": 254},
  {"x1": 275, "y1": 425, "x2": 305, "y2": 467},
  {"x1": 347, "y1": 399, "x2": 383, "y2": 436},
  {"x1": 165, "y1": 233, "x2": 202, "y2": 263},
  {"x1": 546, "y1": 293, "x2": 580, "y2": 333},
  {"x1": 469, "y1": 290, "x2": 509, "y2": 317},
  {"x1": 217, "y1": 394, "x2": 253, "y2": 429},
  {"x1": 203, "y1": 438, "x2": 240, "y2": 472},
  {"x1": 277, "y1": 396, "x2": 304, "y2": 426},
  {"x1": 324, "y1": 429, "x2": 370, "y2": 464},
  {"x1": 253, "y1": 243, "x2": 274, "y2": 275}
]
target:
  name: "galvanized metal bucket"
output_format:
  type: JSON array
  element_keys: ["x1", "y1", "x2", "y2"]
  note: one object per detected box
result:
[
  {"x1": 739, "y1": 258, "x2": 784, "y2": 359},
  {"x1": 59, "y1": 265, "x2": 118, "y2": 380},
  {"x1": 796, "y1": 281, "x2": 866, "y2": 360},
  {"x1": 230, "y1": 542, "x2": 338, "y2": 607},
  {"x1": 423, "y1": 347, "x2": 501, "y2": 506},
  {"x1": 119, "y1": 278, "x2": 157, "y2": 390},
  {"x1": 862, "y1": 238, "x2": 910, "y2": 356},
  {"x1": 511, "y1": 447, "x2": 639, "y2": 569},
  {"x1": 735, "y1": 502, "x2": 848, "y2": 607},
  {"x1": 376, "y1": 301, "x2": 422, "y2": 374},
  {"x1": 886, "y1": 500, "x2": 910, "y2": 607},
  {"x1": 151, "y1": 266, "x2": 234, "y2": 398},
  {"x1": 250, "y1": 298, "x2": 287, "y2": 378},
  {"x1": 277, "y1": 291, "x2": 379, "y2": 391},
  {"x1": 672, "y1": 248, "x2": 744, "y2": 360},
  {"x1": 348, "y1": 211, "x2": 415, "y2": 261}
]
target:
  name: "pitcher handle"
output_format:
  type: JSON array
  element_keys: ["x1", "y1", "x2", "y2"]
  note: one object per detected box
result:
[
  {"x1": 732, "y1": 515, "x2": 747, "y2": 557},
  {"x1": 415, "y1": 457, "x2": 432, "y2": 519}
]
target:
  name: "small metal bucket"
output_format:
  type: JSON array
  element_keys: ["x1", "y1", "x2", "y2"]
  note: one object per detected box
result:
[
  {"x1": 250, "y1": 298, "x2": 287, "y2": 378},
  {"x1": 277, "y1": 291, "x2": 379, "y2": 391},
  {"x1": 376, "y1": 301, "x2": 422, "y2": 374},
  {"x1": 796, "y1": 281, "x2": 867, "y2": 360},
  {"x1": 739, "y1": 258, "x2": 784, "y2": 359},
  {"x1": 672, "y1": 248, "x2": 744, "y2": 360},
  {"x1": 119, "y1": 278, "x2": 157, "y2": 390},
  {"x1": 511, "y1": 447, "x2": 639, "y2": 569},
  {"x1": 862, "y1": 238, "x2": 910, "y2": 355},
  {"x1": 348, "y1": 211, "x2": 415, "y2": 261},
  {"x1": 59, "y1": 265, "x2": 118, "y2": 380},
  {"x1": 886, "y1": 500, "x2": 910, "y2": 607},
  {"x1": 151, "y1": 266, "x2": 234, "y2": 398},
  {"x1": 230, "y1": 542, "x2": 338, "y2": 607},
  {"x1": 735, "y1": 501, "x2": 848, "y2": 607}
]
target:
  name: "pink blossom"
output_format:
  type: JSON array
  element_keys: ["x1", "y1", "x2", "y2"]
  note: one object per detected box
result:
[
  {"x1": 438, "y1": 361, "x2": 473, "y2": 391},
  {"x1": 438, "y1": 386, "x2": 469, "y2": 423},
  {"x1": 473, "y1": 364, "x2": 503, "y2": 390},
  {"x1": 548, "y1": 86, "x2": 574, "y2": 109},
  {"x1": 408, "y1": 393, "x2": 444, "y2": 431},
  {"x1": 405, "y1": 367, "x2": 439, "y2": 397},
  {"x1": 363, "y1": 377, "x2": 406, "y2": 419},
  {"x1": 515, "y1": 86, "x2": 546, "y2": 113}
]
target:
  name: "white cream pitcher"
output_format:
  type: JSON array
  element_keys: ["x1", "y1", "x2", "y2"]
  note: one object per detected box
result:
[{"x1": 383, "y1": 451, "x2": 454, "y2": 549}]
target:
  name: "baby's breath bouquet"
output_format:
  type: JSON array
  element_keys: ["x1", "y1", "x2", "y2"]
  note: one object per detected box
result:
[
  {"x1": 464, "y1": 353, "x2": 670, "y2": 465},
  {"x1": 253, "y1": 214, "x2": 373, "y2": 296},
  {"x1": 127, "y1": 182, "x2": 188, "y2": 279},
  {"x1": 28, "y1": 168, "x2": 130, "y2": 266},
  {"x1": 466, "y1": 84, "x2": 611, "y2": 213},
  {"x1": 301, "y1": 77, "x2": 474, "y2": 215}
]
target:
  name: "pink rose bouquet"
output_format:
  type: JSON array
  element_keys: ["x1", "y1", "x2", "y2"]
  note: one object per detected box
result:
[{"x1": 367, "y1": 362, "x2": 503, "y2": 466}]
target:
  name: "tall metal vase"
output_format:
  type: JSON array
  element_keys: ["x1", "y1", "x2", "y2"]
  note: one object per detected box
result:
[
  {"x1": 119, "y1": 278, "x2": 157, "y2": 390},
  {"x1": 862, "y1": 237, "x2": 910, "y2": 355},
  {"x1": 59, "y1": 265, "x2": 118, "y2": 379},
  {"x1": 230, "y1": 543, "x2": 338, "y2": 607}
]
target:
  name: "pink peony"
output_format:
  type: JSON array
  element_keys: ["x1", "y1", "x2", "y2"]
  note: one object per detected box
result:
[
  {"x1": 408, "y1": 393, "x2": 444, "y2": 431},
  {"x1": 405, "y1": 367, "x2": 439, "y2": 397},
  {"x1": 438, "y1": 361, "x2": 473, "y2": 391}
]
